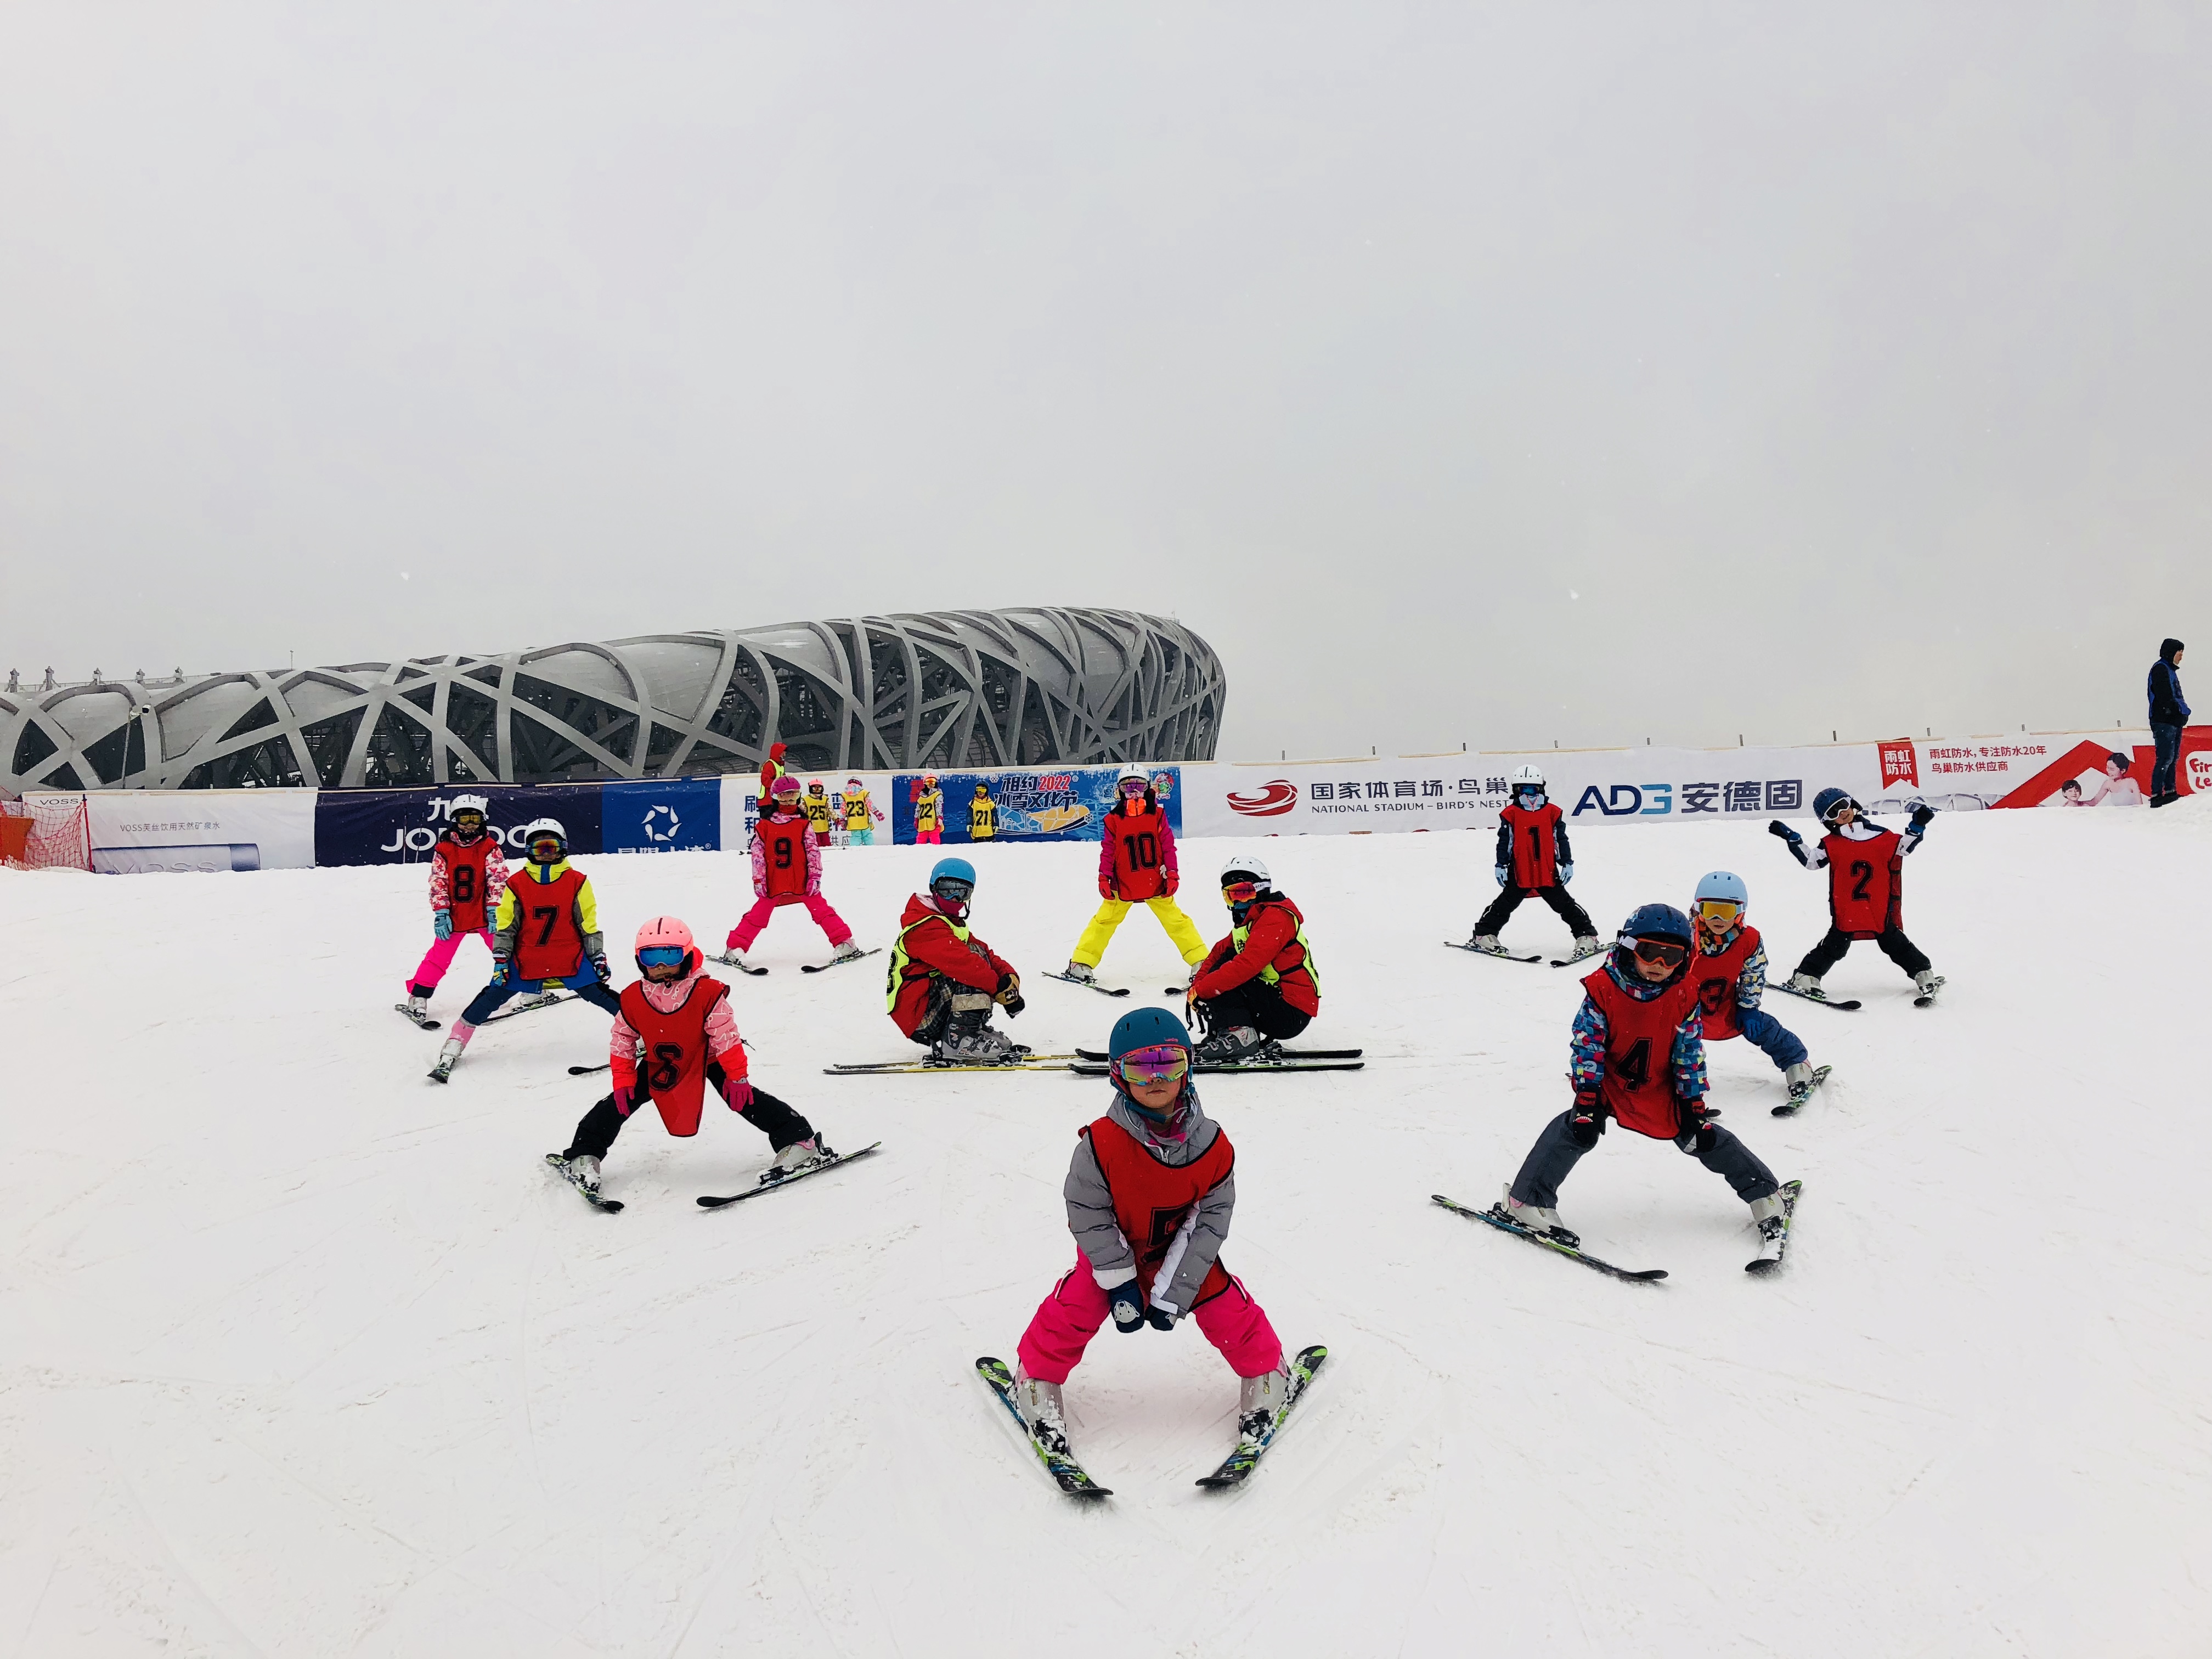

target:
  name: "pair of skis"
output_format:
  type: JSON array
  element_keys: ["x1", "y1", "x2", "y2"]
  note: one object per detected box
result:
[
  {"x1": 1066, "y1": 1046, "x2": 1363, "y2": 1077},
  {"x1": 1045, "y1": 971, "x2": 1197, "y2": 1000},
  {"x1": 1432, "y1": 1180, "x2": 1802, "y2": 1279},
  {"x1": 543, "y1": 1142, "x2": 882, "y2": 1213},
  {"x1": 1767, "y1": 974, "x2": 1945, "y2": 1013},
  {"x1": 394, "y1": 988, "x2": 574, "y2": 1033},
  {"x1": 975, "y1": 1344, "x2": 1328, "y2": 1497},
  {"x1": 1444, "y1": 940, "x2": 1605, "y2": 969},
  {"x1": 707, "y1": 947, "x2": 883, "y2": 979}
]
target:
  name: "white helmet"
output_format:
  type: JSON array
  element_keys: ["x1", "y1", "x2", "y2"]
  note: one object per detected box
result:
[
  {"x1": 1220, "y1": 854, "x2": 1271, "y2": 887},
  {"x1": 1116, "y1": 761, "x2": 1149, "y2": 784},
  {"x1": 1511, "y1": 764, "x2": 1545, "y2": 789},
  {"x1": 520, "y1": 816, "x2": 568, "y2": 859},
  {"x1": 449, "y1": 793, "x2": 489, "y2": 817}
]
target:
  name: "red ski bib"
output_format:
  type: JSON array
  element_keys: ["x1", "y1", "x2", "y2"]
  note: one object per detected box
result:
[
  {"x1": 758, "y1": 816, "x2": 812, "y2": 899},
  {"x1": 1082, "y1": 1115, "x2": 1235, "y2": 1307},
  {"x1": 511, "y1": 866, "x2": 588, "y2": 979},
  {"x1": 1821, "y1": 830, "x2": 1902, "y2": 940},
  {"x1": 1690, "y1": 924, "x2": 1762, "y2": 1042},
  {"x1": 1582, "y1": 967, "x2": 1700, "y2": 1139},
  {"x1": 441, "y1": 836, "x2": 496, "y2": 932},
  {"x1": 1103, "y1": 804, "x2": 1170, "y2": 900},
  {"x1": 1501, "y1": 802, "x2": 1565, "y2": 888},
  {"x1": 619, "y1": 977, "x2": 731, "y2": 1137}
]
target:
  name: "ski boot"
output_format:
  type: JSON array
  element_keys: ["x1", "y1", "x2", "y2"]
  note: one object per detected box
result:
[
  {"x1": 1914, "y1": 969, "x2": 1945, "y2": 997},
  {"x1": 1782, "y1": 1060, "x2": 1817, "y2": 1109},
  {"x1": 1467, "y1": 933, "x2": 1504, "y2": 953},
  {"x1": 1009, "y1": 1365, "x2": 1073, "y2": 1460},
  {"x1": 1237, "y1": 1363, "x2": 1292, "y2": 1446},
  {"x1": 936, "y1": 1007, "x2": 1020, "y2": 1064},
  {"x1": 760, "y1": 1137, "x2": 832, "y2": 1183},
  {"x1": 1060, "y1": 960, "x2": 1096, "y2": 985},
  {"x1": 404, "y1": 990, "x2": 431, "y2": 1022},
  {"x1": 711, "y1": 946, "x2": 755, "y2": 972},
  {"x1": 824, "y1": 941, "x2": 867, "y2": 966},
  {"x1": 1195, "y1": 1024, "x2": 1273, "y2": 1064},
  {"x1": 428, "y1": 1037, "x2": 465, "y2": 1083},
  {"x1": 1786, "y1": 971, "x2": 1824, "y2": 996},
  {"x1": 1496, "y1": 1184, "x2": 1579, "y2": 1248},
  {"x1": 1748, "y1": 1190, "x2": 1788, "y2": 1246},
  {"x1": 562, "y1": 1154, "x2": 602, "y2": 1194}
]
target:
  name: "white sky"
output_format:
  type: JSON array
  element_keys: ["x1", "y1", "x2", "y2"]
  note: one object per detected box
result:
[{"x1": 3, "y1": 3, "x2": 2207, "y2": 759}]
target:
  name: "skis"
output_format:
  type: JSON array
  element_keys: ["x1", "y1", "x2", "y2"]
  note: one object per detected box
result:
[
  {"x1": 1073, "y1": 1046, "x2": 1364, "y2": 1063},
  {"x1": 544, "y1": 1153, "x2": 624, "y2": 1212},
  {"x1": 1746, "y1": 1178, "x2": 1804, "y2": 1274},
  {"x1": 706, "y1": 950, "x2": 769, "y2": 978},
  {"x1": 801, "y1": 948, "x2": 883, "y2": 975},
  {"x1": 1770, "y1": 1063, "x2": 1834, "y2": 1116},
  {"x1": 1549, "y1": 944, "x2": 1606, "y2": 968},
  {"x1": 484, "y1": 990, "x2": 577, "y2": 1024},
  {"x1": 1765, "y1": 979, "x2": 1861, "y2": 1012},
  {"x1": 1045, "y1": 970, "x2": 1130, "y2": 998},
  {"x1": 824, "y1": 1053, "x2": 1074, "y2": 1075},
  {"x1": 1914, "y1": 975, "x2": 1946, "y2": 1009},
  {"x1": 394, "y1": 1002, "x2": 442, "y2": 1031},
  {"x1": 1444, "y1": 940, "x2": 1543, "y2": 963},
  {"x1": 1195, "y1": 1345, "x2": 1328, "y2": 1488},
  {"x1": 568, "y1": 1062, "x2": 610, "y2": 1076},
  {"x1": 975, "y1": 1357, "x2": 1112, "y2": 1497},
  {"x1": 1067, "y1": 1056, "x2": 1362, "y2": 1076},
  {"x1": 1431, "y1": 1193, "x2": 1668, "y2": 1282},
  {"x1": 696, "y1": 1142, "x2": 882, "y2": 1207}
]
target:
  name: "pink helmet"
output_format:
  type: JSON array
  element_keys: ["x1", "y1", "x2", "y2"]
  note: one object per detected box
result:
[
  {"x1": 634, "y1": 915, "x2": 698, "y2": 978},
  {"x1": 770, "y1": 774, "x2": 802, "y2": 798}
]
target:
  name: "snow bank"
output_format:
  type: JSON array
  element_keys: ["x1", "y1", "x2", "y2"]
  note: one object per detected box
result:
[{"x1": 3, "y1": 810, "x2": 2205, "y2": 1656}]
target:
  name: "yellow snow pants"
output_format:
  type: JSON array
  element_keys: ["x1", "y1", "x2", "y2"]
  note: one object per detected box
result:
[{"x1": 1071, "y1": 896, "x2": 1209, "y2": 968}]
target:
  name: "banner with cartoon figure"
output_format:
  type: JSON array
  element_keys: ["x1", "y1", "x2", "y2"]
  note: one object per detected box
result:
[{"x1": 889, "y1": 766, "x2": 1182, "y2": 844}]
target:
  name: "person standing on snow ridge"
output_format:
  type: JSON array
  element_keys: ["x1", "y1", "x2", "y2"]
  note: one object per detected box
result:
[
  {"x1": 1497, "y1": 904, "x2": 1788, "y2": 1250},
  {"x1": 428, "y1": 817, "x2": 623, "y2": 1082},
  {"x1": 885, "y1": 856, "x2": 1026, "y2": 1062},
  {"x1": 1185, "y1": 855, "x2": 1321, "y2": 1064},
  {"x1": 1465, "y1": 764, "x2": 1601, "y2": 962},
  {"x1": 716, "y1": 775, "x2": 864, "y2": 973},
  {"x1": 398, "y1": 794, "x2": 508, "y2": 1025},
  {"x1": 1768, "y1": 788, "x2": 1941, "y2": 999},
  {"x1": 546, "y1": 917, "x2": 834, "y2": 1203},
  {"x1": 841, "y1": 778, "x2": 884, "y2": 846},
  {"x1": 912, "y1": 774, "x2": 945, "y2": 845},
  {"x1": 1000, "y1": 1007, "x2": 1291, "y2": 1476},
  {"x1": 1061, "y1": 763, "x2": 1208, "y2": 989},
  {"x1": 2148, "y1": 639, "x2": 2189, "y2": 806},
  {"x1": 1685, "y1": 871, "x2": 1816, "y2": 1108}
]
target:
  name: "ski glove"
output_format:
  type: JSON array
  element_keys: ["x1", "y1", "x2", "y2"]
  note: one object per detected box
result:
[
  {"x1": 1910, "y1": 803, "x2": 1937, "y2": 828},
  {"x1": 1163, "y1": 873, "x2": 1179, "y2": 896},
  {"x1": 995, "y1": 973, "x2": 1025, "y2": 1015},
  {"x1": 1558, "y1": 862, "x2": 1574, "y2": 884},
  {"x1": 1107, "y1": 1279, "x2": 1147, "y2": 1334},
  {"x1": 720, "y1": 1074, "x2": 754, "y2": 1111},
  {"x1": 1567, "y1": 1092, "x2": 1606, "y2": 1148},
  {"x1": 1146, "y1": 1301, "x2": 1181, "y2": 1333},
  {"x1": 1767, "y1": 820, "x2": 1801, "y2": 843},
  {"x1": 1098, "y1": 878, "x2": 1114, "y2": 898},
  {"x1": 1494, "y1": 865, "x2": 1510, "y2": 887},
  {"x1": 492, "y1": 956, "x2": 514, "y2": 986},
  {"x1": 611, "y1": 1084, "x2": 636, "y2": 1117},
  {"x1": 1674, "y1": 1098, "x2": 1719, "y2": 1154},
  {"x1": 591, "y1": 955, "x2": 612, "y2": 984},
  {"x1": 433, "y1": 909, "x2": 454, "y2": 940}
]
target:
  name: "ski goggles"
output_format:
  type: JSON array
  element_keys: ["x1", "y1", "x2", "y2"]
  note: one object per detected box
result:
[
  {"x1": 1695, "y1": 900, "x2": 1742, "y2": 926},
  {"x1": 1111, "y1": 1043, "x2": 1190, "y2": 1087},
  {"x1": 1516, "y1": 788, "x2": 1544, "y2": 804},
  {"x1": 1628, "y1": 937, "x2": 1689, "y2": 967},
  {"x1": 1118, "y1": 776, "x2": 1150, "y2": 796},
  {"x1": 452, "y1": 810, "x2": 486, "y2": 829},
  {"x1": 1221, "y1": 880, "x2": 1260, "y2": 904},
  {"x1": 528, "y1": 836, "x2": 565, "y2": 861},
  {"x1": 637, "y1": 946, "x2": 687, "y2": 970},
  {"x1": 931, "y1": 878, "x2": 974, "y2": 906}
]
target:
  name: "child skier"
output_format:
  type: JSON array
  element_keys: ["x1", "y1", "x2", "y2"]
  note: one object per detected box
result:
[
  {"x1": 970, "y1": 783, "x2": 998, "y2": 841},
  {"x1": 717, "y1": 774, "x2": 862, "y2": 972},
  {"x1": 841, "y1": 778, "x2": 884, "y2": 846},
  {"x1": 1001, "y1": 1007, "x2": 1291, "y2": 1472},
  {"x1": 546, "y1": 916, "x2": 833, "y2": 1202},
  {"x1": 802, "y1": 778, "x2": 836, "y2": 847},
  {"x1": 886, "y1": 856, "x2": 1026, "y2": 1061},
  {"x1": 1186, "y1": 855, "x2": 1321, "y2": 1063},
  {"x1": 1497, "y1": 902, "x2": 1788, "y2": 1249},
  {"x1": 1686, "y1": 870, "x2": 1817, "y2": 1107},
  {"x1": 1062, "y1": 763, "x2": 1208, "y2": 988},
  {"x1": 912, "y1": 774, "x2": 945, "y2": 844},
  {"x1": 429, "y1": 817, "x2": 623, "y2": 1081},
  {"x1": 1466, "y1": 764, "x2": 1601, "y2": 961},
  {"x1": 397, "y1": 793, "x2": 508, "y2": 1026},
  {"x1": 1768, "y1": 789, "x2": 1942, "y2": 998}
]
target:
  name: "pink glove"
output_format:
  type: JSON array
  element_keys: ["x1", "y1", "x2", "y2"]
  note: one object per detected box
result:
[
  {"x1": 721, "y1": 1074, "x2": 753, "y2": 1111},
  {"x1": 612, "y1": 1085, "x2": 636, "y2": 1118}
]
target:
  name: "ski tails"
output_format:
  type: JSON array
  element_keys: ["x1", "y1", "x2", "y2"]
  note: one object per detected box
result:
[{"x1": 1432, "y1": 1194, "x2": 1667, "y2": 1282}]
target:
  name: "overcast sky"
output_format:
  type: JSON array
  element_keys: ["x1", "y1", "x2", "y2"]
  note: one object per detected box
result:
[{"x1": 3, "y1": 3, "x2": 2207, "y2": 760}]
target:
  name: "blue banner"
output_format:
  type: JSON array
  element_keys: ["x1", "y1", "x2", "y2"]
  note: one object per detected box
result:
[
  {"x1": 599, "y1": 778, "x2": 721, "y2": 855},
  {"x1": 889, "y1": 766, "x2": 1181, "y2": 844},
  {"x1": 312, "y1": 783, "x2": 608, "y2": 866}
]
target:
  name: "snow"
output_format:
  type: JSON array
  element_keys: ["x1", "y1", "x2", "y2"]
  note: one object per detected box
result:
[{"x1": 4, "y1": 804, "x2": 2209, "y2": 1656}]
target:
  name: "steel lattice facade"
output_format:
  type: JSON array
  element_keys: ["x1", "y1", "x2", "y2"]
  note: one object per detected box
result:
[{"x1": 1, "y1": 608, "x2": 1224, "y2": 793}]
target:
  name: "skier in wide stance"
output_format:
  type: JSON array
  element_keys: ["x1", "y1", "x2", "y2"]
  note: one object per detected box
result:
[
  {"x1": 1062, "y1": 763, "x2": 1208, "y2": 988},
  {"x1": 840, "y1": 778, "x2": 884, "y2": 846},
  {"x1": 716, "y1": 774, "x2": 864, "y2": 972},
  {"x1": 886, "y1": 856, "x2": 1027, "y2": 1061},
  {"x1": 547, "y1": 917, "x2": 832, "y2": 1201},
  {"x1": 1768, "y1": 788, "x2": 1942, "y2": 999},
  {"x1": 1466, "y1": 764, "x2": 1601, "y2": 961},
  {"x1": 1685, "y1": 870, "x2": 1818, "y2": 1107},
  {"x1": 1003, "y1": 1007, "x2": 1290, "y2": 1469},
  {"x1": 398, "y1": 794, "x2": 508, "y2": 1025},
  {"x1": 1185, "y1": 855, "x2": 1321, "y2": 1062},
  {"x1": 1497, "y1": 902, "x2": 1787, "y2": 1249},
  {"x1": 429, "y1": 818, "x2": 623, "y2": 1081}
]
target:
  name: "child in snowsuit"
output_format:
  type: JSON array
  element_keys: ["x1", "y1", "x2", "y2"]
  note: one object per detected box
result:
[
  {"x1": 1187, "y1": 854, "x2": 1321, "y2": 1063},
  {"x1": 430, "y1": 817, "x2": 622, "y2": 1081},
  {"x1": 802, "y1": 780, "x2": 836, "y2": 847},
  {"x1": 970, "y1": 784, "x2": 997, "y2": 841},
  {"x1": 1686, "y1": 870, "x2": 1815, "y2": 1103},
  {"x1": 399, "y1": 794, "x2": 508, "y2": 1022},
  {"x1": 719, "y1": 775, "x2": 861, "y2": 971},
  {"x1": 1005, "y1": 1007, "x2": 1290, "y2": 1468},
  {"x1": 1768, "y1": 788, "x2": 1940, "y2": 998},
  {"x1": 1498, "y1": 903, "x2": 1787, "y2": 1249},
  {"x1": 912, "y1": 775, "x2": 945, "y2": 845},
  {"x1": 548, "y1": 917, "x2": 831, "y2": 1200},
  {"x1": 1468, "y1": 765, "x2": 1600, "y2": 960},
  {"x1": 1062, "y1": 763, "x2": 1207, "y2": 985},
  {"x1": 886, "y1": 857, "x2": 1025, "y2": 1060},
  {"x1": 842, "y1": 779, "x2": 884, "y2": 846}
]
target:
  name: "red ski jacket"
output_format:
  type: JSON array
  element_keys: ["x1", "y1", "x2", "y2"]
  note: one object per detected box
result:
[
  {"x1": 885, "y1": 892, "x2": 1017, "y2": 1036},
  {"x1": 1189, "y1": 896, "x2": 1319, "y2": 1015}
]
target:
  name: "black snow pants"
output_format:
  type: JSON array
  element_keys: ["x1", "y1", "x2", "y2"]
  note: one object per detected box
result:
[
  {"x1": 1509, "y1": 1110, "x2": 1779, "y2": 1210},
  {"x1": 563, "y1": 1060, "x2": 815, "y2": 1162},
  {"x1": 1195, "y1": 978, "x2": 1312, "y2": 1042},
  {"x1": 1475, "y1": 883, "x2": 1595, "y2": 940},
  {"x1": 1795, "y1": 926, "x2": 1930, "y2": 981}
]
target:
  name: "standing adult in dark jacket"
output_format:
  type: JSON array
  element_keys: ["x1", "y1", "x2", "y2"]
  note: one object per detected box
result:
[{"x1": 2148, "y1": 639, "x2": 2189, "y2": 806}]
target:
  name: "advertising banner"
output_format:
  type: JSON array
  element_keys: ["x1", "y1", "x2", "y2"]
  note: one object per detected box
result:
[
  {"x1": 715, "y1": 771, "x2": 901, "y2": 850},
  {"x1": 598, "y1": 778, "x2": 722, "y2": 855},
  {"x1": 312, "y1": 783, "x2": 607, "y2": 867},
  {"x1": 888, "y1": 766, "x2": 1181, "y2": 844},
  {"x1": 87, "y1": 788, "x2": 318, "y2": 873}
]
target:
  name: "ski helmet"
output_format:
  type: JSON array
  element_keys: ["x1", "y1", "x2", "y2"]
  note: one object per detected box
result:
[
  {"x1": 1107, "y1": 1006, "x2": 1195, "y2": 1116},
  {"x1": 807, "y1": 778, "x2": 826, "y2": 792},
  {"x1": 770, "y1": 774, "x2": 802, "y2": 799},
  {"x1": 1812, "y1": 787, "x2": 1859, "y2": 825},
  {"x1": 929, "y1": 855, "x2": 977, "y2": 917},
  {"x1": 449, "y1": 793, "x2": 489, "y2": 818},
  {"x1": 922, "y1": 772, "x2": 938, "y2": 787},
  {"x1": 1692, "y1": 870, "x2": 1749, "y2": 908},
  {"x1": 634, "y1": 915, "x2": 698, "y2": 979},
  {"x1": 520, "y1": 817, "x2": 568, "y2": 861},
  {"x1": 1220, "y1": 854, "x2": 1271, "y2": 887},
  {"x1": 1619, "y1": 901, "x2": 1694, "y2": 947},
  {"x1": 1512, "y1": 764, "x2": 1546, "y2": 790},
  {"x1": 846, "y1": 777, "x2": 864, "y2": 789}
]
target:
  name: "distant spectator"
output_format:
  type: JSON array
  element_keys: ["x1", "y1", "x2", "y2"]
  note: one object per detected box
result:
[
  {"x1": 2083, "y1": 751, "x2": 2145, "y2": 808},
  {"x1": 2148, "y1": 639, "x2": 2188, "y2": 807}
]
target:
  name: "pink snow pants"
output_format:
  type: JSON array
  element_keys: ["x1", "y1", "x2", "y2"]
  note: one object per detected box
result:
[
  {"x1": 1015, "y1": 1251, "x2": 1284, "y2": 1385},
  {"x1": 727, "y1": 893, "x2": 852, "y2": 952},
  {"x1": 408, "y1": 927, "x2": 494, "y2": 992}
]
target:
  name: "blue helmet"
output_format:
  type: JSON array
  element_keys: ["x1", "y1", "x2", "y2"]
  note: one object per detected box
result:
[
  {"x1": 1812, "y1": 787, "x2": 1860, "y2": 825},
  {"x1": 929, "y1": 855, "x2": 977, "y2": 916},
  {"x1": 1109, "y1": 1005, "x2": 1193, "y2": 1060},
  {"x1": 928, "y1": 856, "x2": 976, "y2": 888},
  {"x1": 1617, "y1": 902, "x2": 1693, "y2": 947},
  {"x1": 1693, "y1": 870, "x2": 1748, "y2": 908}
]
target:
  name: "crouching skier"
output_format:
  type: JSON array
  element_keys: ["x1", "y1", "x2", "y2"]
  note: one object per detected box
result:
[
  {"x1": 887, "y1": 857, "x2": 1027, "y2": 1063},
  {"x1": 547, "y1": 917, "x2": 832, "y2": 1206}
]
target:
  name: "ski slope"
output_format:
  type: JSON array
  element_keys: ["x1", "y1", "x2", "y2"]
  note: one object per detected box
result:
[{"x1": 4, "y1": 803, "x2": 2208, "y2": 1657}]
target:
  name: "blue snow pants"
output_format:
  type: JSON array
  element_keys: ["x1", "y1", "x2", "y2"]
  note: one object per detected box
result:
[
  {"x1": 461, "y1": 964, "x2": 623, "y2": 1027},
  {"x1": 1731, "y1": 1007, "x2": 1807, "y2": 1073}
]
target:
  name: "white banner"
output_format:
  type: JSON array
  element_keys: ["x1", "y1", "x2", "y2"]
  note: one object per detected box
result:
[
  {"x1": 86, "y1": 788, "x2": 318, "y2": 873},
  {"x1": 719, "y1": 770, "x2": 901, "y2": 849}
]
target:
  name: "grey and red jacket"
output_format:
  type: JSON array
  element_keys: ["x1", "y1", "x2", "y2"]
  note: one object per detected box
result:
[{"x1": 1060, "y1": 1090, "x2": 1235, "y2": 1318}]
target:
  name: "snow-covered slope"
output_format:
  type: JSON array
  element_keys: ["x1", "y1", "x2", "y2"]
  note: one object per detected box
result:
[{"x1": 5, "y1": 804, "x2": 2209, "y2": 1656}]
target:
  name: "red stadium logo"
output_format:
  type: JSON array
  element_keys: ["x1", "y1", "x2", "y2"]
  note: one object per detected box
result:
[{"x1": 1227, "y1": 780, "x2": 1298, "y2": 817}]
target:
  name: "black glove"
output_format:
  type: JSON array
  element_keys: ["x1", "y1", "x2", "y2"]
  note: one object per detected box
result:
[
  {"x1": 1910, "y1": 803, "x2": 1936, "y2": 828},
  {"x1": 591, "y1": 955, "x2": 612, "y2": 984},
  {"x1": 1674, "y1": 1097, "x2": 1719, "y2": 1153},
  {"x1": 1107, "y1": 1279, "x2": 1146, "y2": 1334},
  {"x1": 1567, "y1": 1091, "x2": 1606, "y2": 1148},
  {"x1": 1002, "y1": 992, "x2": 1025, "y2": 1018},
  {"x1": 1767, "y1": 820, "x2": 1801, "y2": 842},
  {"x1": 1146, "y1": 1302, "x2": 1180, "y2": 1332}
]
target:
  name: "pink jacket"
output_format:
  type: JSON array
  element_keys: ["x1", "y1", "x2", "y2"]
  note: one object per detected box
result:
[
  {"x1": 751, "y1": 809, "x2": 822, "y2": 899},
  {"x1": 427, "y1": 839, "x2": 509, "y2": 913}
]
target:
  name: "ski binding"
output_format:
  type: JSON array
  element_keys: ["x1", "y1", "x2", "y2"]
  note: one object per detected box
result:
[
  {"x1": 1770, "y1": 1063, "x2": 1834, "y2": 1117},
  {"x1": 1746, "y1": 1178, "x2": 1803, "y2": 1274},
  {"x1": 696, "y1": 1142, "x2": 882, "y2": 1207},
  {"x1": 1045, "y1": 970, "x2": 1130, "y2": 997},
  {"x1": 1196, "y1": 1344, "x2": 1328, "y2": 1487},
  {"x1": 544, "y1": 1152, "x2": 624, "y2": 1212},
  {"x1": 1432, "y1": 1193, "x2": 1667, "y2": 1282},
  {"x1": 975, "y1": 1357, "x2": 1111, "y2": 1497}
]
